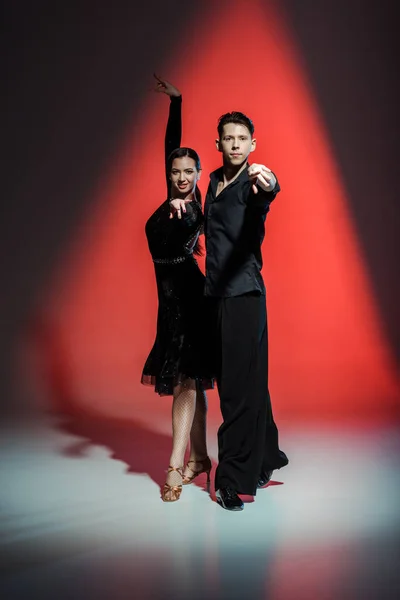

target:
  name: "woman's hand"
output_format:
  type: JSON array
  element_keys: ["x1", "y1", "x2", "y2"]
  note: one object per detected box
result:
[
  {"x1": 154, "y1": 73, "x2": 181, "y2": 97},
  {"x1": 169, "y1": 198, "x2": 192, "y2": 219}
]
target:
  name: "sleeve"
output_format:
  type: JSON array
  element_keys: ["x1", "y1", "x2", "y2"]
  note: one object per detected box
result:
[
  {"x1": 181, "y1": 200, "x2": 204, "y2": 254},
  {"x1": 165, "y1": 95, "x2": 182, "y2": 197},
  {"x1": 248, "y1": 172, "x2": 281, "y2": 210},
  {"x1": 181, "y1": 200, "x2": 203, "y2": 229}
]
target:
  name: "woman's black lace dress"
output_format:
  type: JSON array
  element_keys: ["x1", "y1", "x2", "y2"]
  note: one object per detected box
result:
[{"x1": 141, "y1": 96, "x2": 214, "y2": 396}]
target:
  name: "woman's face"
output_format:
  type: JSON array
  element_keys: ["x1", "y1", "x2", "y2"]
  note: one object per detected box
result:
[{"x1": 169, "y1": 156, "x2": 200, "y2": 198}]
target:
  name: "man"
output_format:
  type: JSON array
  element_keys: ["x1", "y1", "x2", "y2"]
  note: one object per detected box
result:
[{"x1": 204, "y1": 111, "x2": 288, "y2": 511}]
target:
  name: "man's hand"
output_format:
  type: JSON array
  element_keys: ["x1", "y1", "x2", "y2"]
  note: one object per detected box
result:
[
  {"x1": 247, "y1": 163, "x2": 276, "y2": 194},
  {"x1": 154, "y1": 73, "x2": 181, "y2": 98},
  {"x1": 169, "y1": 198, "x2": 192, "y2": 219}
]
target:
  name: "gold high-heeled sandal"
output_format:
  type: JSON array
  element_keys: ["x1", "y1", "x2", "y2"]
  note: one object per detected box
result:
[
  {"x1": 161, "y1": 466, "x2": 183, "y2": 502},
  {"x1": 182, "y1": 457, "x2": 212, "y2": 485}
]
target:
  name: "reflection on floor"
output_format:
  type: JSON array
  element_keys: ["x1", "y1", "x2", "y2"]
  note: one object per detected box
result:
[{"x1": 0, "y1": 411, "x2": 399, "y2": 600}]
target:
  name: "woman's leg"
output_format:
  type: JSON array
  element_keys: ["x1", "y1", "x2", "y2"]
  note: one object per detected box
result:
[
  {"x1": 163, "y1": 378, "x2": 197, "y2": 500},
  {"x1": 183, "y1": 385, "x2": 209, "y2": 478}
]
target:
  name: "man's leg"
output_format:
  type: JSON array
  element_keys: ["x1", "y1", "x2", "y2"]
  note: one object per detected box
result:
[
  {"x1": 257, "y1": 299, "x2": 289, "y2": 483},
  {"x1": 215, "y1": 293, "x2": 269, "y2": 496}
]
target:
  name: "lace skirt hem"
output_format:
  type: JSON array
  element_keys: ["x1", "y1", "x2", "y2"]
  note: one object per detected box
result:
[{"x1": 141, "y1": 372, "x2": 214, "y2": 397}]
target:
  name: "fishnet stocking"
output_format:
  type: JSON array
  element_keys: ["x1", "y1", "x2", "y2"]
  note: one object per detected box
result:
[
  {"x1": 183, "y1": 386, "x2": 208, "y2": 478},
  {"x1": 164, "y1": 378, "x2": 197, "y2": 500}
]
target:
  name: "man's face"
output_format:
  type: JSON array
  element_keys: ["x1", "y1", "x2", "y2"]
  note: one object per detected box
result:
[{"x1": 216, "y1": 123, "x2": 256, "y2": 166}]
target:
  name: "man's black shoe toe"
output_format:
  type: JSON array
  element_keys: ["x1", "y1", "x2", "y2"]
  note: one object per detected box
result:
[
  {"x1": 257, "y1": 470, "x2": 273, "y2": 488},
  {"x1": 216, "y1": 487, "x2": 244, "y2": 511}
]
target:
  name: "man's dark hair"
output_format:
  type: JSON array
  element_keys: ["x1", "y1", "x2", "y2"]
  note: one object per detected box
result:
[{"x1": 217, "y1": 112, "x2": 255, "y2": 139}]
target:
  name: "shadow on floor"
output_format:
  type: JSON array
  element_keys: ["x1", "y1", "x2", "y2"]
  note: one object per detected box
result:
[
  {"x1": 32, "y1": 312, "x2": 216, "y2": 496},
  {"x1": 54, "y1": 409, "x2": 216, "y2": 497}
]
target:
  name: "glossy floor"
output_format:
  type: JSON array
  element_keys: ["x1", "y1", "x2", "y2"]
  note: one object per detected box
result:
[{"x1": 1, "y1": 412, "x2": 399, "y2": 600}]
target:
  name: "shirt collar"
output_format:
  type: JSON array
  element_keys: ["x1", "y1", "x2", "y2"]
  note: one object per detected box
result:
[{"x1": 210, "y1": 163, "x2": 250, "y2": 193}]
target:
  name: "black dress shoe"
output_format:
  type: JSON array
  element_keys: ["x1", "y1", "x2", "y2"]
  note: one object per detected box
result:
[
  {"x1": 257, "y1": 470, "x2": 273, "y2": 488},
  {"x1": 216, "y1": 487, "x2": 244, "y2": 511},
  {"x1": 258, "y1": 453, "x2": 289, "y2": 488}
]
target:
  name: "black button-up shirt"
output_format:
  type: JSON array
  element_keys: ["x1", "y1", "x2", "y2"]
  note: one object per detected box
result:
[{"x1": 204, "y1": 165, "x2": 280, "y2": 297}]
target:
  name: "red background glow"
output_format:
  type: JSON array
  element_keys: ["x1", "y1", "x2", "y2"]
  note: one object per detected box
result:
[{"x1": 37, "y1": 0, "x2": 399, "y2": 425}]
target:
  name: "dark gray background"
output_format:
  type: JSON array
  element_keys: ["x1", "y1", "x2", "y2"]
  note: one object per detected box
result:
[{"x1": 2, "y1": 0, "x2": 399, "y2": 415}]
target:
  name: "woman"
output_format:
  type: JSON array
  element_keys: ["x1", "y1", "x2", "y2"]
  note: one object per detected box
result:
[{"x1": 141, "y1": 75, "x2": 214, "y2": 502}]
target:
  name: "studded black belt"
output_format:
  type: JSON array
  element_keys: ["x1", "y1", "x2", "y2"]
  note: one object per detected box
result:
[{"x1": 152, "y1": 255, "x2": 191, "y2": 265}]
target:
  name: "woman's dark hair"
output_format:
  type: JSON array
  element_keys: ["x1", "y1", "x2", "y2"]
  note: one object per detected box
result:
[
  {"x1": 167, "y1": 146, "x2": 201, "y2": 174},
  {"x1": 167, "y1": 147, "x2": 203, "y2": 256}
]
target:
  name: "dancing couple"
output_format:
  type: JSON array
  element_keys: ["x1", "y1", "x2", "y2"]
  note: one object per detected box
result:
[{"x1": 141, "y1": 75, "x2": 288, "y2": 511}]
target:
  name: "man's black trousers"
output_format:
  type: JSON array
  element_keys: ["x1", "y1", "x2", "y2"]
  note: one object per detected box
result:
[{"x1": 211, "y1": 292, "x2": 288, "y2": 495}]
